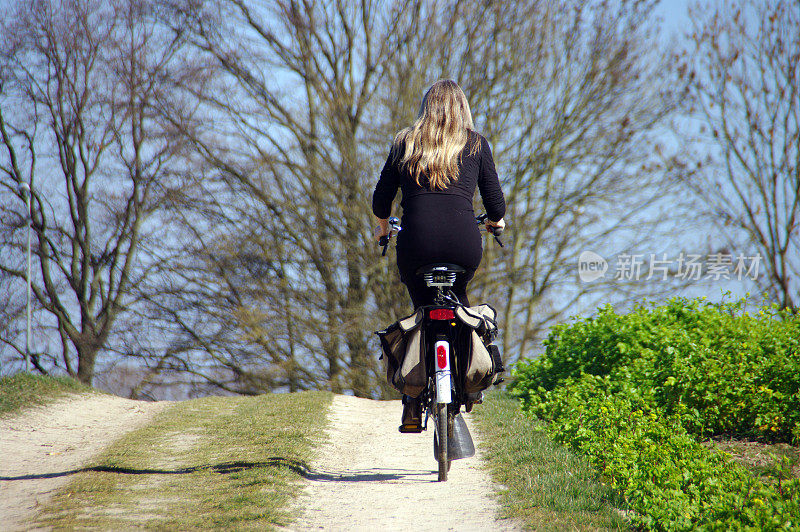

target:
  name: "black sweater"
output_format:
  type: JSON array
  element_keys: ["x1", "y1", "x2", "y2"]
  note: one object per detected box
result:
[{"x1": 372, "y1": 131, "x2": 506, "y2": 223}]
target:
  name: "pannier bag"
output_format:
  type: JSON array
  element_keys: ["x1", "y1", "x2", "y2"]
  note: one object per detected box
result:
[
  {"x1": 375, "y1": 309, "x2": 426, "y2": 397},
  {"x1": 455, "y1": 304, "x2": 505, "y2": 394},
  {"x1": 375, "y1": 304, "x2": 505, "y2": 398}
]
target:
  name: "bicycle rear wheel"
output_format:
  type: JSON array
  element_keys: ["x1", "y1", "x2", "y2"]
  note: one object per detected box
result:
[{"x1": 436, "y1": 402, "x2": 449, "y2": 481}]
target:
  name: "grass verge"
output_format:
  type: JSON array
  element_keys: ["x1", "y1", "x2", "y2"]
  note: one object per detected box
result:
[
  {"x1": 471, "y1": 391, "x2": 626, "y2": 531},
  {"x1": 708, "y1": 439, "x2": 800, "y2": 484},
  {"x1": 37, "y1": 391, "x2": 332, "y2": 530},
  {"x1": 0, "y1": 373, "x2": 91, "y2": 416}
]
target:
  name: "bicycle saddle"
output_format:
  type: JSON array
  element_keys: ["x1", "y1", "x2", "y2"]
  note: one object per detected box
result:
[
  {"x1": 415, "y1": 263, "x2": 467, "y2": 277},
  {"x1": 416, "y1": 263, "x2": 466, "y2": 288}
]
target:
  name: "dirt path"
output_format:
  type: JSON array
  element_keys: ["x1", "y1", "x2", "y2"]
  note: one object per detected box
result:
[
  {"x1": 1, "y1": 393, "x2": 519, "y2": 531},
  {"x1": 288, "y1": 395, "x2": 520, "y2": 531},
  {"x1": 0, "y1": 393, "x2": 168, "y2": 531}
]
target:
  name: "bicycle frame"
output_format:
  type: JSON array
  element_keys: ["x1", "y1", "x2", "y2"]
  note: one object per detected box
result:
[
  {"x1": 414, "y1": 269, "x2": 471, "y2": 481},
  {"x1": 377, "y1": 213, "x2": 503, "y2": 482},
  {"x1": 419, "y1": 303, "x2": 467, "y2": 411}
]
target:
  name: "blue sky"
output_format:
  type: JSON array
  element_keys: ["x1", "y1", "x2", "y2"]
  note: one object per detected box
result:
[
  {"x1": 586, "y1": 1, "x2": 768, "y2": 310},
  {"x1": 654, "y1": 0, "x2": 697, "y2": 40}
]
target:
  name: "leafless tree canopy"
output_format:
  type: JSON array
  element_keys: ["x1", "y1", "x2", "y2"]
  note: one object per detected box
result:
[
  {"x1": 141, "y1": 0, "x2": 687, "y2": 397},
  {"x1": 3, "y1": 0, "x2": 786, "y2": 397},
  {"x1": 679, "y1": 0, "x2": 799, "y2": 312},
  {"x1": 0, "y1": 0, "x2": 195, "y2": 383}
]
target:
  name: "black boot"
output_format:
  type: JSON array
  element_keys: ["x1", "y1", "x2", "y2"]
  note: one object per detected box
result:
[
  {"x1": 464, "y1": 391, "x2": 484, "y2": 413},
  {"x1": 399, "y1": 395, "x2": 423, "y2": 433}
]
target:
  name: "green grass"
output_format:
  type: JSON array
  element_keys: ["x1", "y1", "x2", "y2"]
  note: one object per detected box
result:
[
  {"x1": 0, "y1": 372, "x2": 92, "y2": 416},
  {"x1": 471, "y1": 391, "x2": 627, "y2": 531},
  {"x1": 36, "y1": 391, "x2": 333, "y2": 530},
  {"x1": 708, "y1": 439, "x2": 800, "y2": 484}
]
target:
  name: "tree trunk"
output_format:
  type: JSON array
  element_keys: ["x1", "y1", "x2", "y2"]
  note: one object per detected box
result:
[{"x1": 76, "y1": 343, "x2": 97, "y2": 385}]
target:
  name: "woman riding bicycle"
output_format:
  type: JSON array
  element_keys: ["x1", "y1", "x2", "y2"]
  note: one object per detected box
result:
[{"x1": 372, "y1": 79, "x2": 506, "y2": 430}]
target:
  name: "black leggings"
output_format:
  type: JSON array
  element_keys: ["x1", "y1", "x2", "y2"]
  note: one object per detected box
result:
[{"x1": 395, "y1": 196, "x2": 482, "y2": 310}]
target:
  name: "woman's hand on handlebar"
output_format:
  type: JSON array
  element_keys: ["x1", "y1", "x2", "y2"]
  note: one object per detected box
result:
[
  {"x1": 485, "y1": 217, "x2": 505, "y2": 235},
  {"x1": 374, "y1": 217, "x2": 390, "y2": 242},
  {"x1": 476, "y1": 214, "x2": 505, "y2": 247},
  {"x1": 375, "y1": 216, "x2": 401, "y2": 256}
]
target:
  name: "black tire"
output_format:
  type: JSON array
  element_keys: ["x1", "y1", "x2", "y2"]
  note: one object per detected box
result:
[
  {"x1": 436, "y1": 402, "x2": 448, "y2": 481},
  {"x1": 446, "y1": 408, "x2": 454, "y2": 472}
]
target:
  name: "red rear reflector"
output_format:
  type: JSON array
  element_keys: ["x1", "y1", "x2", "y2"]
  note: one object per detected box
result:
[
  {"x1": 429, "y1": 309, "x2": 455, "y2": 320},
  {"x1": 437, "y1": 345, "x2": 448, "y2": 368}
]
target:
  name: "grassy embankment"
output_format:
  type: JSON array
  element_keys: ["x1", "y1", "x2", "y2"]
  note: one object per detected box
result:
[
  {"x1": 473, "y1": 296, "x2": 800, "y2": 530},
  {"x1": 0, "y1": 372, "x2": 92, "y2": 416},
  {"x1": 33, "y1": 391, "x2": 332, "y2": 530},
  {"x1": 510, "y1": 296, "x2": 800, "y2": 530},
  {"x1": 473, "y1": 391, "x2": 800, "y2": 531},
  {"x1": 0, "y1": 374, "x2": 332, "y2": 530},
  {"x1": 472, "y1": 391, "x2": 628, "y2": 531}
]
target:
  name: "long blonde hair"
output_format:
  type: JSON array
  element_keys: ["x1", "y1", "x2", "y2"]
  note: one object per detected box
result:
[{"x1": 393, "y1": 80, "x2": 480, "y2": 190}]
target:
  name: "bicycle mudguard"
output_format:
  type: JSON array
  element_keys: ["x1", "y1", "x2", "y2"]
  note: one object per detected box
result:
[{"x1": 433, "y1": 413, "x2": 475, "y2": 460}]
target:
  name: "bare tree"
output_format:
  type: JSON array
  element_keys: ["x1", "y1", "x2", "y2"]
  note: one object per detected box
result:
[
  {"x1": 137, "y1": 0, "x2": 425, "y2": 398},
  {"x1": 0, "y1": 0, "x2": 193, "y2": 383},
  {"x1": 376, "y1": 0, "x2": 692, "y2": 360},
  {"x1": 0, "y1": 0, "x2": 695, "y2": 396},
  {"x1": 141, "y1": 0, "x2": 692, "y2": 400},
  {"x1": 678, "y1": 0, "x2": 799, "y2": 312}
]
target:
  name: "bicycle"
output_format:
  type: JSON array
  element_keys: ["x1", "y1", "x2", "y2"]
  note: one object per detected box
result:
[{"x1": 378, "y1": 215, "x2": 504, "y2": 481}]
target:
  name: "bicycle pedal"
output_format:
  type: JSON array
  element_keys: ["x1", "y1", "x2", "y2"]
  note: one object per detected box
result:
[{"x1": 398, "y1": 424, "x2": 423, "y2": 433}]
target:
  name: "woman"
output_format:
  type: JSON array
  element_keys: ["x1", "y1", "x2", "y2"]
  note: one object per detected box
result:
[
  {"x1": 372, "y1": 79, "x2": 506, "y2": 432},
  {"x1": 372, "y1": 79, "x2": 506, "y2": 309}
]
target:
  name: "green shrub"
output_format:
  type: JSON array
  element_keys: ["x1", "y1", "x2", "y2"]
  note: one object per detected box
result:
[
  {"x1": 510, "y1": 296, "x2": 800, "y2": 530},
  {"x1": 519, "y1": 373, "x2": 799, "y2": 530},
  {"x1": 513, "y1": 296, "x2": 800, "y2": 443}
]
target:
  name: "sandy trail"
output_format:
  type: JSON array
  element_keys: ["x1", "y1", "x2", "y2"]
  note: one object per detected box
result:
[
  {"x1": 1, "y1": 393, "x2": 518, "y2": 531},
  {"x1": 0, "y1": 394, "x2": 167, "y2": 531},
  {"x1": 289, "y1": 395, "x2": 520, "y2": 531}
]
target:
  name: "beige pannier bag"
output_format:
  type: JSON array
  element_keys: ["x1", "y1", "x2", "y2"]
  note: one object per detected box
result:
[
  {"x1": 376, "y1": 304, "x2": 504, "y2": 398},
  {"x1": 454, "y1": 304, "x2": 504, "y2": 394}
]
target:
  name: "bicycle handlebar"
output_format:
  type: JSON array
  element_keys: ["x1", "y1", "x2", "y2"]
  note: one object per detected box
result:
[
  {"x1": 379, "y1": 234, "x2": 390, "y2": 256},
  {"x1": 379, "y1": 217, "x2": 401, "y2": 256},
  {"x1": 476, "y1": 214, "x2": 504, "y2": 247},
  {"x1": 378, "y1": 213, "x2": 504, "y2": 254}
]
